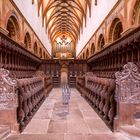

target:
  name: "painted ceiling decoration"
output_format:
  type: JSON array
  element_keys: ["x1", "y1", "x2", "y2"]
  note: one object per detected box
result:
[{"x1": 32, "y1": 0, "x2": 93, "y2": 47}]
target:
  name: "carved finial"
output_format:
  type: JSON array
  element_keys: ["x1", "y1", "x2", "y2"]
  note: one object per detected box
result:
[
  {"x1": 115, "y1": 62, "x2": 140, "y2": 103},
  {"x1": 0, "y1": 68, "x2": 18, "y2": 108}
]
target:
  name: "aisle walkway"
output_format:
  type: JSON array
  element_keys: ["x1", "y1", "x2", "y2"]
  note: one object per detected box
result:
[{"x1": 6, "y1": 88, "x2": 130, "y2": 140}]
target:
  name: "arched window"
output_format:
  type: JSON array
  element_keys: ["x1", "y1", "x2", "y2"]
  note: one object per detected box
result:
[
  {"x1": 86, "y1": 49, "x2": 89, "y2": 59},
  {"x1": 83, "y1": 53, "x2": 85, "y2": 59},
  {"x1": 33, "y1": 42, "x2": 38, "y2": 54},
  {"x1": 24, "y1": 32, "x2": 31, "y2": 49},
  {"x1": 109, "y1": 18, "x2": 123, "y2": 42},
  {"x1": 98, "y1": 34, "x2": 105, "y2": 49},
  {"x1": 91, "y1": 43, "x2": 95, "y2": 55},
  {"x1": 132, "y1": 0, "x2": 140, "y2": 25},
  {"x1": 39, "y1": 48, "x2": 42, "y2": 58},
  {"x1": 6, "y1": 15, "x2": 20, "y2": 41},
  {"x1": 43, "y1": 51, "x2": 45, "y2": 58}
]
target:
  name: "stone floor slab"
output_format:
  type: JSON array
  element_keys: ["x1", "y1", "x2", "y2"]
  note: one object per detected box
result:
[
  {"x1": 84, "y1": 118, "x2": 112, "y2": 133},
  {"x1": 34, "y1": 109, "x2": 53, "y2": 119},
  {"x1": 23, "y1": 119, "x2": 50, "y2": 134},
  {"x1": 67, "y1": 119, "x2": 91, "y2": 134},
  {"x1": 80, "y1": 110, "x2": 99, "y2": 119},
  {"x1": 64, "y1": 133, "x2": 84, "y2": 140},
  {"x1": 47, "y1": 120, "x2": 67, "y2": 133},
  {"x1": 6, "y1": 88, "x2": 131, "y2": 140},
  {"x1": 6, "y1": 134, "x2": 64, "y2": 140}
]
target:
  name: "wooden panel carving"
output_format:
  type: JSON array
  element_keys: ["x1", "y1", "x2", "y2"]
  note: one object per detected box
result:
[
  {"x1": 115, "y1": 62, "x2": 140, "y2": 103},
  {"x1": 88, "y1": 26, "x2": 140, "y2": 79},
  {"x1": 0, "y1": 68, "x2": 18, "y2": 109}
]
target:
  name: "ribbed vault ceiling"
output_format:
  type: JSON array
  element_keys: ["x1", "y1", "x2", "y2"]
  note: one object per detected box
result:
[{"x1": 33, "y1": 0, "x2": 92, "y2": 47}]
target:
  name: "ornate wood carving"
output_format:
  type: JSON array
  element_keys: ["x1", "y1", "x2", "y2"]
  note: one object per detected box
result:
[
  {"x1": 0, "y1": 32, "x2": 53, "y2": 132},
  {"x1": 0, "y1": 32, "x2": 41, "y2": 79},
  {"x1": 88, "y1": 26, "x2": 140, "y2": 79},
  {"x1": 115, "y1": 62, "x2": 140, "y2": 103},
  {"x1": 77, "y1": 73, "x2": 116, "y2": 129},
  {"x1": 41, "y1": 59, "x2": 87, "y2": 87},
  {"x1": 0, "y1": 68, "x2": 18, "y2": 109},
  {"x1": 35, "y1": 70, "x2": 46, "y2": 77}
]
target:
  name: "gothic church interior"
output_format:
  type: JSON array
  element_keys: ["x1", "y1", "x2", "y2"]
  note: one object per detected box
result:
[{"x1": 0, "y1": 0, "x2": 140, "y2": 140}]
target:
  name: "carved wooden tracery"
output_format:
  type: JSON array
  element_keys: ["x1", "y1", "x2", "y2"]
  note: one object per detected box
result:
[
  {"x1": 115, "y1": 62, "x2": 140, "y2": 103},
  {"x1": 0, "y1": 68, "x2": 18, "y2": 109}
]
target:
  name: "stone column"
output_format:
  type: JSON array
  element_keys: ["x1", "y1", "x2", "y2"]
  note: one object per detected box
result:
[
  {"x1": 0, "y1": 68, "x2": 19, "y2": 133},
  {"x1": 114, "y1": 62, "x2": 140, "y2": 131}
]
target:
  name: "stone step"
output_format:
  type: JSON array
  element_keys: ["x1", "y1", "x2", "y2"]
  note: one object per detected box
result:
[
  {"x1": 135, "y1": 119, "x2": 140, "y2": 128},
  {"x1": 0, "y1": 125, "x2": 10, "y2": 140},
  {"x1": 120, "y1": 125, "x2": 140, "y2": 140}
]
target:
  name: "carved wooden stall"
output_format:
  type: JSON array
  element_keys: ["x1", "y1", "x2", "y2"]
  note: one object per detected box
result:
[
  {"x1": 41, "y1": 59, "x2": 87, "y2": 87},
  {"x1": 17, "y1": 76, "x2": 45, "y2": 130},
  {"x1": 88, "y1": 26, "x2": 140, "y2": 79},
  {"x1": 0, "y1": 68, "x2": 19, "y2": 132},
  {"x1": 114, "y1": 62, "x2": 140, "y2": 131},
  {"x1": 35, "y1": 71, "x2": 53, "y2": 96},
  {"x1": 76, "y1": 75, "x2": 86, "y2": 96},
  {"x1": 0, "y1": 32, "x2": 41, "y2": 79},
  {"x1": 41, "y1": 60, "x2": 61, "y2": 87},
  {"x1": 76, "y1": 26, "x2": 140, "y2": 130},
  {"x1": 68, "y1": 60, "x2": 87, "y2": 87},
  {"x1": 0, "y1": 32, "x2": 53, "y2": 132},
  {"x1": 77, "y1": 72, "x2": 116, "y2": 129}
]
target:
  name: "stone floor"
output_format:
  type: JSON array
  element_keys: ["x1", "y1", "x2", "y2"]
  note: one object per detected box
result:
[{"x1": 6, "y1": 88, "x2": 130, "y2": 140}]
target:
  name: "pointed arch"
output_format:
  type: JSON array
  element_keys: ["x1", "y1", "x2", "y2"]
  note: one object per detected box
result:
[
  {"x1": 39, "y1": 48, "x2": 42, "y2": 58},
  {"x1": 90, "y1": 43, "x2": 95, "y2": 56},
  {"x1": 98, "y1": 34, "x2": 105, "y2": 49},
  {"x1": 24, "y1": 32, "x2": 31, "y2": 49},
  {"x1": 33, "y1": 42, "x2": 38, "y2": 55},
  {"x1": 109, "y1": 18, "x2": 123, "y2": 42},
  {"x1": 132, "y1": 0, "x2": 140, "y2": 25},
  {"x1": 86, "y1": 49, "x2": 89, "y2": 59},
  {"x1": 6, "y1": 15, "x2": 20, "y2": 41}
]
